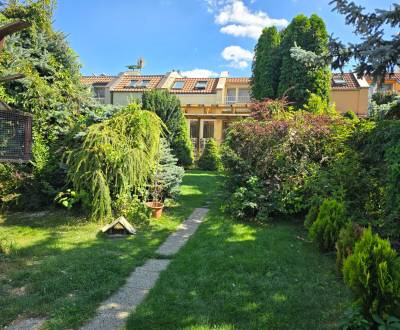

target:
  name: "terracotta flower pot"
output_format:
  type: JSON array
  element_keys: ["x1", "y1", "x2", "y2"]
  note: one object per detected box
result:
[{"x1": 146, "y1": 201, "x2": 164, "y2": 219}]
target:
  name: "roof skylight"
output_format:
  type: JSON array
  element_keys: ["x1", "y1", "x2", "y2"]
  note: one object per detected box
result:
[
  {"x1": 172, "y1": 81, "x2": 184, "y2": 89},
  {"x1": 195, "y1": 81, "x2": 207, "y2": 90}
]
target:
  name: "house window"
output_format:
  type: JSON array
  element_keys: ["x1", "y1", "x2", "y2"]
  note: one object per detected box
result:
[
  {"x1": 226, "y1": 88, "x2": 236, "y2": 104},
  {"x1": 129, "y1": 80, "x2": 138, "y2": 87},
  {"x1": 92, "y1": 83, "x2": 107, "y2": 103},
  {"x1": 195, "y1": 81, "x2": 208, "y2": 90},
  {"x1": 172, "y1": 81, "x2": 184, "y2": 89},
  {"x1": 238, "y1": 89, "x2": 250, "y2": 103},
  {"x1": 190, "y1": 120, "x2": 199, "y2": 139},
  {"x1": 138, "y1": 80, "x2": 150, "y2": 88},
  {"x1": 203, "y1": 121, "x2": 214, "y2": 139}
]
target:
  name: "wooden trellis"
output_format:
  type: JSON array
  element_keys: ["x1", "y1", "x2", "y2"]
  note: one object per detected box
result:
[{"x1": 0, "y1": 20, "x2": 32, "y2": 163}]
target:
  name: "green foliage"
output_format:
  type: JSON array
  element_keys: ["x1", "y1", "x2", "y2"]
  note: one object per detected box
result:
[
  {"x1": 309, "y1": 198, "x2": 348, "y2": 251},
  {"x1": 65, "y1": 108, "x2": 163, "y2": 221},
  {"x1": 329, "y1": 0, "x2": 400, "y2": 80},
  {"x1": 343, "y1": 110, "x2": 359, "y2": 122},
  {"x1": 141, "y1": 90, "x2": 193, "y2": 167},
  {"x1": 372, "y1": 91, "x2": 398, "y2": 106},
  {"x1": 222, "y1": 113, "x2": 351, "y2": 218},
  {"x1": 225, "y1": 176, "x2": 267, "y2": 221},
  {"x1": 372, "y1": 314, "x2": 400, "y2": 330},
  {"x1": 54, "y1": 189, "x2": 90, "y2": 210},
  {"x1": 304, "y1": 93, "x2": 335, "y2": 115},
  {"x1": 198, "y1": 138, "x2": 222, "y2": 171},
  {"x1": 0, "y1": 0, "x2": 92, "y2": 208},
  {"x1": 343, "y1": 227, "x2": 400, "y2": 318},
  {"x1": 336, "y1": 222, "x2": 364, "y2": 271},
  {"x1": 251, "y1": 26, "x2": 281, "y2": 100},
  {"x1": 278, "y1": 14, "x2": 331, "y2": 107},
  {"x1": 151, "y1": 138, "x2": 184, "y2": 201},
  {"x1": 339, "y1": 306, "x2": 371, "y2": 330},
  {"x1": 370, "y1": 95, "x2": 400, "y2": 120},
  {"x1": 113, "y1": 194, "x2": 151, "y2": 226},
  {"x1": 304, "y1": 203, "x2": 320, "y2": 229}
]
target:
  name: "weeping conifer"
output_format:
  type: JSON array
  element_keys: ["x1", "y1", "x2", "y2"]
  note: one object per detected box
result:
[{"x1": 65, "y1": 108, "x2": 163, "y2": 221}]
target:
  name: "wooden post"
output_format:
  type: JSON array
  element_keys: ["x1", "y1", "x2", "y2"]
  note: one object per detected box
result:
[{"x1": 197, "y1": 118, "x2": 201, "y2": 158}]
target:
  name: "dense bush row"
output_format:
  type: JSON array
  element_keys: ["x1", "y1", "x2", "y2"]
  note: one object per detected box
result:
[{"x1": 222, "y1": 99, "x2": 400, "y2": 324}]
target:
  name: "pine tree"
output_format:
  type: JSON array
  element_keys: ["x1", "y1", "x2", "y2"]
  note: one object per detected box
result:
[
  {"x1": 278, "y1": 14, "x2": 331, "y2": 107},
  {"x1": 330, "y1": 0, "x2": 400, "y2": 81},
  {"x1": 251, "y1": 26, "x2": 281, "y2": 100}
]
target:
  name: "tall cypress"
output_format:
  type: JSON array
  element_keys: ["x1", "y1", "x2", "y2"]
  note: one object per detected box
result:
[
  {"x1": 278, "y1": 14, "x2": 331, "y2": 107},
  {"x1": 251, "y1": 26, "x2": 281, "y2": 100}
]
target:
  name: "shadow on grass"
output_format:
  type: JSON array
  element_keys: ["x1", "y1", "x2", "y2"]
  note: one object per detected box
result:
[
  {"x1": 125, "y1": 208, "x2": 352, "y2": 330},
  {"x1": 0, "y1": 170, "x2": 224, "y2": 329}
]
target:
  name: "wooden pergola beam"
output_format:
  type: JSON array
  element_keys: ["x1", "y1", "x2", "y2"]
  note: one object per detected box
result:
[{"x1": 0, "y1": 21, "x2": 30, "y2": 52}]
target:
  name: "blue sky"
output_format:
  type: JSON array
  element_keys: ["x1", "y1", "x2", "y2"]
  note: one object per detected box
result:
[{"x1": 53, "y1": 0, "x2": 394, "y2": 77}]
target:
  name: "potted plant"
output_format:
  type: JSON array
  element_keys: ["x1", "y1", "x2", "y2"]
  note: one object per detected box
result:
[{"x1": 146, "y1": 159, "x2": 164, "y2": 219}]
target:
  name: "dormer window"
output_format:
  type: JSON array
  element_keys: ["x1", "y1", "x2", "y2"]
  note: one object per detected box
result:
[
  {"x1": 195, "y1": 81, "x2": 207, "y2": 90},
  {"x1": 172, "y1": 81, "x2": 184, "y2": 89}
]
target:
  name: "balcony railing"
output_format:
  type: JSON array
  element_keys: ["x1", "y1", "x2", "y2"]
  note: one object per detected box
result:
[{"x1": 225, "y1": 95, "x2": 251, "y2": 104}]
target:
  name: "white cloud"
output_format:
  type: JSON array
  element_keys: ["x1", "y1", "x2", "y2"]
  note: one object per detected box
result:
[
  {"x1": 210, "y1": 0, "x2": 288, "y2": 40},
  {"x1": 221, "y1": 45, "x2": 253, "y2": 69},
  {"x1": 181, "y1": 69, "x2": 219, "y2": 78}
]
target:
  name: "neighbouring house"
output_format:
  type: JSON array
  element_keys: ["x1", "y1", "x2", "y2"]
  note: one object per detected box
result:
[
  {"x1": 81, "y1": 69, "x2": 370, "y2": 151},
  {"x1": 330, "y1": 73, "x2": 369, "y2": 116},
  {"x1": 366, "y1": 72, "x2": 400, "y2": 95}
]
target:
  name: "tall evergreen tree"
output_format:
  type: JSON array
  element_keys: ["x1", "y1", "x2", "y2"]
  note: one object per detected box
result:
[
  {"x1": 251, "y1": 26, "x2": 281, "y2": 100},
  {"x1": 141, "y1": 90, "x2": 194, "y2": 167},
  {"x1": 329, "y1": 0, "x2": 399, "y2": 81},
  {"x1": 278, "y1": 14, "x2": 331, "y2": 107}
]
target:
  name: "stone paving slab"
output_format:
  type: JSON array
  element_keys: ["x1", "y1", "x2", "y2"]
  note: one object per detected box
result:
[
  {"x1": 4, "y1": 317, "x2": 46, "y2": 330},
  {"x1": 156, "y1": 207, "x2": 209, "y2": 256},
  {"x1": 81, "y1": 208, "x2": 209, "y2": 330}
]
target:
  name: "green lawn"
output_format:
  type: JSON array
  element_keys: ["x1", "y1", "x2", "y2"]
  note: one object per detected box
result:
[
  {"x1": 0, "y1": 171, "x2": 351, "y2": 329},
  {"x1": 126, "y1": 187, "x2": 352, "y2": 329},
  {"x1": 0, "y1": 171, "x2": 220, "y2": 329}
]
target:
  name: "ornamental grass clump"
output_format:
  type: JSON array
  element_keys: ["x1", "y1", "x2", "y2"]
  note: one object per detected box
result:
[
  {"x1": 343, "y1": 227, "x2": 400, "y2": 318},
  {"x1": 65, "y1": 108, "x2": 163, "y2": 221}
]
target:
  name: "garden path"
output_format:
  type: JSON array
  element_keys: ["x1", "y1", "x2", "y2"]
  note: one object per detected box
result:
[{"x1": 81, "y1": 207, "x2": 209, "y2": 330}]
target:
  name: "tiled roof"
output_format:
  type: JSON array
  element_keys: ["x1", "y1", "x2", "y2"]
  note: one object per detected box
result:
[
  {"x1": 111, "y1": 75, "x2": 164, "y2": 92},
  {"x1": 81, "y1": 76, "x2": 116, "y2": 85},
  {"x1": 331, "y1": 73, "x2": 361, "y2": 90},
  {"x1": 169, "y1": 78, "x2": 219, "y2": 94},
  {"x1": 226, "y1": 77, "x2": 250, "y2": 84},
  {"x1": 366, "y1": 73, "x2": 400, "y2": 81}
]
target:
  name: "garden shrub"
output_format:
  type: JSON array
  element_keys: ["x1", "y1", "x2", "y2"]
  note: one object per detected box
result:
[
  {"x1": 226, "y1": 176, "x2": 267, "y2": 221},
  {"x1": 198, "y1": 138, "x2": 222, "y2": 171},
  {"x1": 151, "y1": 139, "x2": 184, "y2": 201},
  {"x1": 65, "y1": 107, "x2": 163, "y2": 220},
  {"x1": 309, "y1": 198, "x2": 348, "y2": 251},
  {"x1": 142, "y1": 90, "x2": 194, "y2": 167},
  {"x1": 372, "y1": 91, "x2": 398, "y2": 105},
  {"x1": 343, "y1": 227, "x2": 400, "y2": 318},
  {"x1": 304, "y1": 203, "x2": 320, "y2": 229},
  {"x1": 113, "y1": 194, "x2": 151, "y2": 226},
  {"x1": 336, "y1": 222, "x2": 364, "y2": 271},
  {"x1": 222, "y1": 112, "x2": 352, "y2": 218}
]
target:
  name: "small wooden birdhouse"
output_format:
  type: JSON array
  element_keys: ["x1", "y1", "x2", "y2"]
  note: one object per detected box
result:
[{"x1": 101, "y1": 216, "x2": 136, "y2": 237}]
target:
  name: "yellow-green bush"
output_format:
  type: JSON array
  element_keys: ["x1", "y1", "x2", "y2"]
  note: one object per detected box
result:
[
  {"x1": 309, "y1": 198, "x2": 348, "y2": 251},
  {"x1": 343, "y1": 227, "x2": 400, "y2": 318}
]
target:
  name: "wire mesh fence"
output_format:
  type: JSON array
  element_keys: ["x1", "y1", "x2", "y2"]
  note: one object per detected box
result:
[{"x1": 0, "y1": 109, "x2": 32, "y2": 162}]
